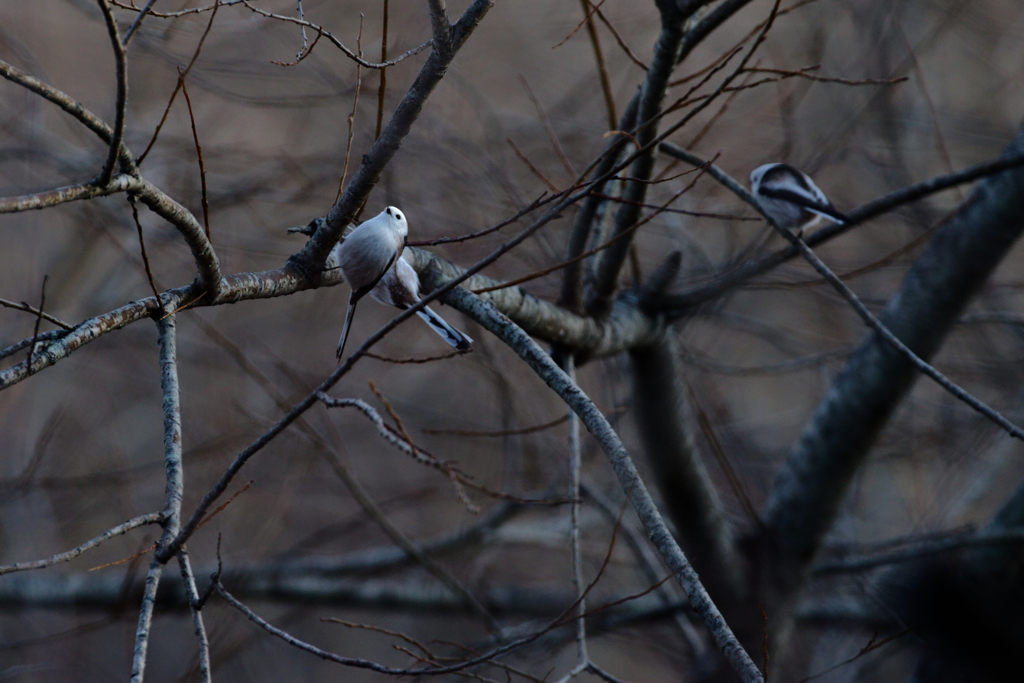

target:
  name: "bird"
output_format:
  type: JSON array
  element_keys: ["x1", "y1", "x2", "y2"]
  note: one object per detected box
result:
[
  {"x1": 750, "y1": 163, "x2": 849, "y2": 235},
  {"x1": 331, "y1": 206, "x2": 472, "y2": 361}
]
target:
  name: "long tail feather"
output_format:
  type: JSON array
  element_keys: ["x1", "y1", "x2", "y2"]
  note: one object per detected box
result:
[
  {"x1": 336, "y1": 298, "x2": 359, "y2": 362},
  {"x1": 415, "y1": 306, "x2": 473, "y2": 352},
  {"x1": 806, "y1": 205, "x2": 849, "y2": 225}
]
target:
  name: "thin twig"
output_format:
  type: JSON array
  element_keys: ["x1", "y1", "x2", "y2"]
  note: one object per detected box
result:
[
  {"x1": 25, "y1": 276, "x2": 47, "y2": 376},
  {"x1": 123, "y1": 0, "x2": 160, "y2": 45},
  {"x1": 177, "y1": 548, "x2": 213, "y2": 683},
  {"x1": 364, "y1": 349, "x2": 461, "y2": 364},
  {"x1": 579, "y1": 0, "x2": 617, "y2": 129},
  {"x1": 375, "y1": 0, "x2": 389, "y2": 140},
  {"x1": 95, "y1": 0, "x2": 127, "y2": 185},
  {"x1": 129, "y1": 198, "x2": 164, "y2": 306},
  {"x1": 406, "y1": 192, "x2": 550, "y2": 246},
  {"x1": 137, "y1": 0, "x2": 220, "y2": 164},
  {"x1": 796, "y1": 631, "x2": 909, "y2": 683},
  {"x1": 179, "y1": 74, "x2": 211, "y2": 240},
  {"x1": 272, "y1": 25, "x2": 322, "y2": 66},
  {"x1": 554, "y1": 0, "x2": 606, "y2": 49},
  {"x1": 520, "y1": 75, "x2": 576, "y2": 178},
  {"x1": 507, "y1": 138, "x2": 560, "y2": 192},
  {"x1": 0, "y1": 296, "x2": 71, "y2": 330},
  {"x1": 240, "y1": 1, "x2": 431, "y2": 70},
  {"x1": 0, "y1": 513, "x2": 163, "y2": 575},
  {"x1": 592, "y1": 6, "x2": 647, "y2": 71},
  {"x1": 337, "y1": 15, "x2": 365, "y2": 202},
  {"x1": 473, "y1": 157, "x2": 714, "y2": 294},
  {"x1": 424, "y1": 414, "x2": 568, "y2": 437}
]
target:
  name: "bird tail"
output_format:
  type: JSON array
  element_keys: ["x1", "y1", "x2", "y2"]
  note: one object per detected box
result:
[
  {"x1": 415, "y1": 306, "x2": 473, "y2": 352},
  {"x1": 336, "y1": 297, "x2": 359, "y2": 362},
  {"x1": 806, "y1": 205, "x2": 849, "y2": 225}
]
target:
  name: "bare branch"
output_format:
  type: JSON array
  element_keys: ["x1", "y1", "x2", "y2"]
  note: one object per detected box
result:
[
  {"x1": 629, "y1": 335, "x2": 747, "y2": 603},
  {"x1": 95, "y1": 0, "x2": 128, "y2": 186},
  {"x1": 0, "y1": 297, "x2": 72, "y2": 330},
  {"x1": 583, "y1": 0, "x2": 689, "y2": 316},
  {"x1": 122, "y1": 0, "x2": 160, "y2": 45},
  {"x1": 441, "y1": 288, "x2": 764, "y2": 683},
  {"x1": 131, "y1": 313, "x2": 184, "y2": 683},
  {"x1": 289, "y1": 0, "x2": 494, "y2": 280},
  {"x1": 240, "y1": 1, "x2": 431, "y2": 70},
  {"x1": 0, "y1": 59, "x2": 136, "y2": 173},
  {"x1": 658, "y1": 143, "x2": 1024, "y2": 313},
  {"x1": 137, "y1": 1, "x2": 221, "y2": 165},
  {"x1": 0, "y1": 513, "x2": 163, "y2": 575},
  {"x1": 177, "y1": 549, "x2": 212, "y2": 683}
]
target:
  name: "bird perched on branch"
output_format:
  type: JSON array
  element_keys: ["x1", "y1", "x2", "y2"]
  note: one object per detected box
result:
[
  {"x1": 750, "y1": 163, "x2": 849, "y2": 235},
  {"x1": 331, "y1": 206, "x2": 473, "y2": 361}
]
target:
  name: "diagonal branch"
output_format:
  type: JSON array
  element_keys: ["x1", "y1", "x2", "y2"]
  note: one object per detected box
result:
[
  {"x1": 0, "y1": 59, "x2": 137, "y2": 173},
  {"x1": 289, "y1": 0, "x2": 494, "y2": 279},
  {"x1": 440, "y1": 287, "x2": 764, "y2": 683},
  {"x1": 657, "y1": 142, "x2": 1024, "y2": 313},
  {"x1": 0, "y1": 512, "x2": 163, "y2": 575}
]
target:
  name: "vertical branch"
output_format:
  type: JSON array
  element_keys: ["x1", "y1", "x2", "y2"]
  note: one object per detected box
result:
[
  {"x1": 137, "y1": 1, "x2": 220, "y2": 165},
  {"x1": 25, "y1": 275, "x2": 48, "y2": 376},
  {"x1": 565, "y1": 355, "x2": 588, "y2": 672},
  {"x1": 131, "y1": 314, "x2": 184, "y2": 683},
  {"x1": 374, "y1": 0, "x2": 389, "y2": 140},
  {"x1": 629, "y1": 335, "x2": 747, "y2": 603},
  {"x1": 179, "y1": 76, "x2": 211, "y2": 240},
  {"x1": 129, "y1": 198, "x2": 163, "y2": 305},
  {"x1": 584, "y1": 0, "x2": 685, "y2": 316},
  {"x1": 178, "y1": 548, "x2": 213, "y2": 683},
  {"x1": 579, "y1": 0, "x2": 617, "y2": 130},
  {"x1": 337, "y1": 15, "x2": 365, "y2": 202},
  {"x1": 558, "y1": 91, "x2": 640, "y2": 313},
  {"x1": 95, "y1": 0, "x2": 128, "y2": 186}
]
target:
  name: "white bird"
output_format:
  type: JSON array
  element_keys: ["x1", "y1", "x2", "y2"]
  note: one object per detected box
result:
[
  {"x1": 331, "y1": 206, "x2": 472, "y2": 361},
  {"x1": 750, "y1": 163, "x2": 849, "y2": 234}
]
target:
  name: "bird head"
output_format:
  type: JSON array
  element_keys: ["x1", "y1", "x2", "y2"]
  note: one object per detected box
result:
[
  {"x1": 749, "y1": 163, "x2": 778, "y2": 191},
  {"x1": 384, "y1": 206, "x2": 409, "y2": 240}
]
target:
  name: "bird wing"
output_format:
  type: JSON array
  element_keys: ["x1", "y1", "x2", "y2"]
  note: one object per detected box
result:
[
  {"x1": 758, "y1": 186, "x2": 849, "y2": 224},
  {"x1": 350, "y1": 251, "x2": 398, "y2": 303}
]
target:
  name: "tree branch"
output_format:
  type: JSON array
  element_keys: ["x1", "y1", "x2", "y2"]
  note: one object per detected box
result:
[
  {"x1": 657, "y1": 142, "x2": 1024, "y2": 314},
  {"x1": 131, "y1": 314, "x2": 184, "y2": 683},
  {"x1": 629, "y1": 334, "x2": 747, "y2": 603},
  {"x1": 0, "y1": 512, "x2": 163, "y2": 575},
  {"x1": 289, "y1": 0, "x2": 494, "y2": 280},
  {"x1": 440, "y1": 287, "x2": 764, "y2": 683},
  {"x1": 95, "y1": 0, "x2": 128, "y2": 186}
]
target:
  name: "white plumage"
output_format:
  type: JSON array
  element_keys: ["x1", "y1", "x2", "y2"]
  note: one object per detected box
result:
[
  {"x1": 331, "y1": 206, "x2": 472, "y2": 360},
  {"x1": 750, "y1": 163, "x2": 848, "y2": 234}
]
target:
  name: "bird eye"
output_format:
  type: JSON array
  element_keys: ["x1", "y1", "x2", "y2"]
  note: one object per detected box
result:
[{"x1": 396, "y1": 213, "x2": 403, "y2": 221}]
